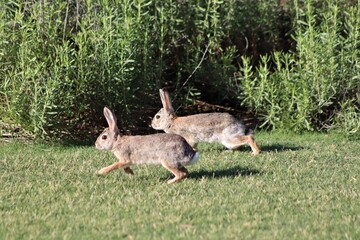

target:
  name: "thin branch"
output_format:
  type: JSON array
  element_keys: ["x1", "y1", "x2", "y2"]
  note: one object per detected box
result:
[
  {"x1": 174, "y1": 42, "x2": 210, "y2": 100},
  {"x1": 63, "y1": 0, "x2": 70, "y2": 42}
]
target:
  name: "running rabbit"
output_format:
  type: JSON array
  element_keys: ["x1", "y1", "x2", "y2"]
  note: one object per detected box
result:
[
  {"x1": 95, "y1": 107, "x2": 199, "y2": 183},
  {"x1": 151, "y1": 89, "x2": 261, "y2": 155}
]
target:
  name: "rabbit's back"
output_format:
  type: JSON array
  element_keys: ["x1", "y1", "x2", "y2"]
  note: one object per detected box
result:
[
  {"x1": 113, "y1": 133, "x2": 196, "y2": 165},
  {"x1": 170, "y1": 112, "x2": 247, "y2": 142}
]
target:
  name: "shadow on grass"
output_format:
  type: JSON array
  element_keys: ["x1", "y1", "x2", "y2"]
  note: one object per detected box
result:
[
  {"x1": 260, "y1": 144, "x2": 305, "y2": 152},
  {"x1": 187, "y1": 166, "x2": 262, "y2": 180}
]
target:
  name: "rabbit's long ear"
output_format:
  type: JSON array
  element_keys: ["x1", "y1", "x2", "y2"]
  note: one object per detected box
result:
[
  {"x1": 159, "y1": 89, "x2": 174, "y2": 113},
  {"x1": 103, "y1": 107, "x2": 119, "y2": 132}
]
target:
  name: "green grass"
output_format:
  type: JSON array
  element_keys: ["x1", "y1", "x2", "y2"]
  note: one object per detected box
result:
[{"x1": 1, "y1": 132, "x2": 359, "y2": 239}]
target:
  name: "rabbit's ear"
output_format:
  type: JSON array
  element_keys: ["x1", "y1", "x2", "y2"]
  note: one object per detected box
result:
[
  {"x1": 103, "y1": 107, "x2": 119, "y2": 132},
  {"x1": 159, "y1": 89, "x2": 174, "y2": 113},
  {"x1": 159, "y1": 89, "x2": 167, "y2": 107}
]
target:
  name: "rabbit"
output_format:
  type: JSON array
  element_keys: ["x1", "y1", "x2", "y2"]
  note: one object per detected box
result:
[
  {"x1": 95, "y1": 107, "x2": 199, "y2": 184},
  {"x1": 151, "y1": 89, "x2": 261, "y2": 155}
]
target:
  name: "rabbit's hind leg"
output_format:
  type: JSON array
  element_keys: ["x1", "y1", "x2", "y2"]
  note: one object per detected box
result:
[
  {"x1": 222, "y1": 135, "x2": 261, "y2": 155},
  {"x1": 161, "y1": 161, "x2": 188, "y2": 184}
]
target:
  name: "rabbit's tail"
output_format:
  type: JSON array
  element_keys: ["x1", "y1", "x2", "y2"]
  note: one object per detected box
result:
[
  {"x1": 188, "y1": 151, "x2": 200, "y2": 165},
  {"x1": 245, "y1": 128, "x2": 255, "y2": 136}
]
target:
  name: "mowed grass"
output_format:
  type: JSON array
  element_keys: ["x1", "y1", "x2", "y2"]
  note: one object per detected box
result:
[{"x1": 1, "y1": 132, "x2": 359, "y2": 240}]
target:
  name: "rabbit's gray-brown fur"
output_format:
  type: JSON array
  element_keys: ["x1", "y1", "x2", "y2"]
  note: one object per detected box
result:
[
  {"x1": 151, "y1": 89, "x2": 261, "y2": 155},
  {"x1": 95, "y1": 107, "x2": 199, "y2": 184}
]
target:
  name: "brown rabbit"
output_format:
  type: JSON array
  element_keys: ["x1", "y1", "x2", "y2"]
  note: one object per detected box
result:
[
  {"x1": 151, "y1": 89, "x2": 261, "y2": 155},
  {"x1": 95, "y1": 107, "x2": 199, "y2": 184}
]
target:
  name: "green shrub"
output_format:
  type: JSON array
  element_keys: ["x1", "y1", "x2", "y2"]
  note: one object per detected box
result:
[
  {"x1": 237, "y1": 0, "x2": 359, "y2": 133},
  {"x1": 0, "y1": 0, "x2": 358, "y2": 140},
  {"x1": 0, "y1": 0, "x2": 285, "y2": 140}
]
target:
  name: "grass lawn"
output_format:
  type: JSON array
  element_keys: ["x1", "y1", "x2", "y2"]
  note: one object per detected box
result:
[{"x1": 1, "y1": 132, "x2": 359, "y2": 239}]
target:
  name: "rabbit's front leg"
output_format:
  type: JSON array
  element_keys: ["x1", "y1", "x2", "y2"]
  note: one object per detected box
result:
[
  {"x1": 124, "y1": 167, "x2": 134, "y2": 175},
  {"x1": 98, "y1": 161, "x2": 130, "y2": 175}
]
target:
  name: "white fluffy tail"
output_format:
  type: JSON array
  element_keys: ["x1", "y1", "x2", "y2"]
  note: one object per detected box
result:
[{"x1": 188, "y1": 151, "x2": 200, "y2": 165}]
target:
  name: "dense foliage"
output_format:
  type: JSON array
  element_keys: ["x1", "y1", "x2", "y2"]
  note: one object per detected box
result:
[
  {"x1": 238, "y1": 0, "x2": 360, "y2": 133},
  {"x1": 0, "y1": 0, "x2": 359, "y2": 140}
]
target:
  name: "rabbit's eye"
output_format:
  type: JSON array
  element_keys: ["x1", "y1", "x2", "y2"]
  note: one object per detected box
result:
[
  {"x1": 156, "y1": 115, "x2": 160, "y2": 119},
  {"x1": 102, "y1": 135, "x2": 107, "y2": 140}
]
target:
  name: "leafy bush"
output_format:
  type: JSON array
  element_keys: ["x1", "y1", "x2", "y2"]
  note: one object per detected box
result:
[
  {"x1": 0, "y1": 0, "x2": 358, "y2": 140},
  {"x1": 237, "y1": 0, "x2": 359, "y2": 133},
  {"x1": 0, "y1": 0, "x2": 286, "y2": 140}
]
